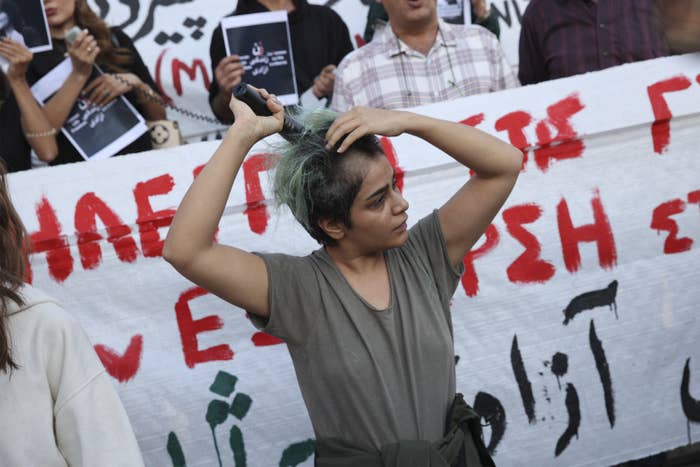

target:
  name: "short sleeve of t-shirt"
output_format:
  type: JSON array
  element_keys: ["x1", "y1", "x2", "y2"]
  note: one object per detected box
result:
[
  {"x1": 402, "y1": 210, "x2": 465, "y2": 310},
  {"x1": 249, "y1": 252, "x2": 322, "y2": 346}
]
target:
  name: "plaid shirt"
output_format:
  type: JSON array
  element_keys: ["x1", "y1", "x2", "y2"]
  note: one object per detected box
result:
[{"x1": 331, "y1": 19, "x2": 519, "y2": 112}]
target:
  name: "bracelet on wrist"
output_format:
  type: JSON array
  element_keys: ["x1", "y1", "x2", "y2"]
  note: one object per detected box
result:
[{"x1": 25, "y1": 127, "x2": 57, "y2": 139}]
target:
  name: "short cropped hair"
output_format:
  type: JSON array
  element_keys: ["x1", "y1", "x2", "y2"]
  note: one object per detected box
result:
[{"x1": 273, "y1": 109, "x2": 384, "y2": 246}]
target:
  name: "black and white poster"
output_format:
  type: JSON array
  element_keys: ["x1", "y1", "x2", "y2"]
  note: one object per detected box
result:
[
  {"x1": 0, "y1": 0, "x2": 51, "y2": 53},
  {"x1": 31, "y1": 58, "x2": 148, "y2": 161},
  {"x1": 221, "y1": 11, "x2": 298, "y2": 106}
]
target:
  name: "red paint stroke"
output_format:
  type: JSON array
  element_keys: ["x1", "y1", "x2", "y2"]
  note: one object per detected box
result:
[
  {"x1": 252, "y1": 332, "x2": 284, "y2": 346},
  {"x1": 29, "y1": 197, "x2": 73, "y2": 282},
  {"x1": 175, "y1": 287, "x2": 233, "y2": 369},
  {"x1": 650, "y1": 199, "x2": 693, "y2": 254},
  {"x1": 557, "y1": 190, "x2": 617, "y2": 272},
  {"x1": 460, "y1": 113, "x2": 485, "y2": 127},
  {"x1": 495, "y1": 110, "x2": 531, "y2": 171},
  {"x1": 172, "y1": 58, "x2": 211, "y2": 96},
  {"x1": 647, "y1": 75, "x2": 692, "y2": 154},
  {"x1": 193, "y1": 164, "x2": 206, "y2": 179},
  {"x1": 503, "y1": 204, "x2": 555, "y2": 283},
  {"x1": 380, "y1": 137, "x2": 404, "y2": 192},
  {"x1": 243, "y1": 153, "x2": 275, "y2": 235},
  {"x1": 533, "y1": 94, "x2": 585, "y2": 172},
  {"x1": 354, "y1": 33, "x2": 366, "y2": 48},
  {"x1": 461, "y1": 224, "x2": 500, "y2": 297},
  {"x1": 688, "y1": 189, "x2": 700, "y2": 210},
  {"x1": 75, "y1": 192, "x2": 138, "y2": 270},
  {"x1": 133, "y1": 174, "x2": 176, "y2": 257},
  {"x1": 154, "y1": 48, "x2": 174, "y2": 104},
  {"x1": 94, "y1": 334, "x2": 143, "y2": 383}
]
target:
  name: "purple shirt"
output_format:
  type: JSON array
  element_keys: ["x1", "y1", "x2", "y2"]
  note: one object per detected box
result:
[{"x1": 518, "y1": 0, "x2": 670, "y2": 85}]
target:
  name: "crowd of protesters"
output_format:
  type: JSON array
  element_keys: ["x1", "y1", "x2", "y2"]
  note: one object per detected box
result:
[{"x1": 1, "y1": 0, "x2": 690, "y2": 173}]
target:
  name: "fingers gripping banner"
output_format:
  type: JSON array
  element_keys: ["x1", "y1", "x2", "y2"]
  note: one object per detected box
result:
[{"x1": 9, "y1": 54, "x2": 700, "y2": 466}]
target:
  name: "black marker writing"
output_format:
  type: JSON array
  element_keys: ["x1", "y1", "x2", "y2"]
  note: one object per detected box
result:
[
  {"x1": 490, "y1": 0, "x2": 524, "y2": 28},
  {"x1": 115, "y1": 0, "x2": 141, "y2": 31},
  {"x1": 551, "y1": 352, "x2": 568, "y2": 390},
  {"x1": 589, "y1": 319, "x2": 615, "y2": 428},
  {"x1": 133, "y1": 0, "x2": 194, "y2": 41},
  {"x1": 473, "y1": 391, "x2": 506, "y2": 455},
  {"x1": 511, "y1": 334, "x2": 536, "y2": 424},
  {"x1": 681, "y1": 357, "x2": 700, "y2": 443},
  {"x1": 563, "y1": 280, "x2": 618, "y2": 325},
  {"x1": 555, "y1": 383, "x2": 581, "y2": 457}
]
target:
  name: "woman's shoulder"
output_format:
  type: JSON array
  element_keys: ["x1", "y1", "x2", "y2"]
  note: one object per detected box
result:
[
  {"x1": 108, "y1": 26, "x2": 128, "y2": 39},
  {"x1": 108, "y1": 27, "x2": 144, "y2": 55},
  {"x1": 14, "y1": 285, "x2": 75, "y2": 324}
]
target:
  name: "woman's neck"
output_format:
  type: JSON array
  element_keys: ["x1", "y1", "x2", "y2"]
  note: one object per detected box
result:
[
  {"x1": 258, "y1": 0, "x2": 296, "y2": 12},
  {"x1": 50, "y1": 20, "x2": 76, "y2": 40},
  {"x1": 392, "y1": 20, "x2": 439, "y2": 56},
  {"x1": 325, "y1": 245, "x2": 385, "y2": 275}
]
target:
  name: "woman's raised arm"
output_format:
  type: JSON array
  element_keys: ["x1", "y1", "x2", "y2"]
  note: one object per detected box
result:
[
  {"x1": 42, "y1": 30, "x2": 98, "y2": 129},
  {"x1": 163, "y1": 89, "x2": 283, "y2": 319},
  {"x1": 0, "y1": 39, "x2": 58, "y2": 162}
]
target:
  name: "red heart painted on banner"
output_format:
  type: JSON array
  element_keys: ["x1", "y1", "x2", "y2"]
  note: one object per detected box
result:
[{"x1": 94, "y1": 334, "x2": 143, "y2": 383}]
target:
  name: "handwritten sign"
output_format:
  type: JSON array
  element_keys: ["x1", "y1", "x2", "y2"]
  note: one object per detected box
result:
[
  {"x1": 31, "y1": 59, "x2": 148, "y2": 161},
  {"x1": 221, "y1": 11, "x2": 298, "y2": 106}
]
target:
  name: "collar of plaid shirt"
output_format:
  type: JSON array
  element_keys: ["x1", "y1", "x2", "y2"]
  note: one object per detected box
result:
[{"x1": 380, "y1": 18, "x2": 458, "y2": 58}]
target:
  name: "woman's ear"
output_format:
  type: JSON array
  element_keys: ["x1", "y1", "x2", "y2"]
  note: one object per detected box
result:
[{"x1": 318, "y1": 218, "x2": 346, "y2": 241}]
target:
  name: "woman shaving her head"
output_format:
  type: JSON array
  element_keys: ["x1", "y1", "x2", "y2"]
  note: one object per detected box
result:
[
  {"x1": 26, "y1": 0, "x2": 165, "y2": 166},
  {"x1": 164, "y1": 89, "x2": 522, "y2": 466}
]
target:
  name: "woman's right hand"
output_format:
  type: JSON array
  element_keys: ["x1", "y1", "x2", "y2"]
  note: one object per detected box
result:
[
  {"x1": 228, "y1": 87, "x2": 284, "y2": 142},
  {"x1": 0, "y1": 38, "x2": 32, "y2": 84},
  {"x1": 66, "y1": 29, "x2": 99, "y2": 77}
]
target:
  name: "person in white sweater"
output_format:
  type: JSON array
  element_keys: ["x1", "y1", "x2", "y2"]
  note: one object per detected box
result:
[{"x1": 0, "y1": 163, "x2": 145, "y2": 467}]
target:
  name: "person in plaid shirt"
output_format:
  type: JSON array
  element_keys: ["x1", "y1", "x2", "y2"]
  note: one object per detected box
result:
[{"x1": 331, "y1": 0, "x2": 518, "y2": 112}]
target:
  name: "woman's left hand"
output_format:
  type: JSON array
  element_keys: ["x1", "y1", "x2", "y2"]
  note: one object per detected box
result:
[
  {"x1": 325, "y1": 106, "x2": 409, "y2": 153},
  {"x1": 0, "y1": 38, "x2": 33, "y2": 83},
  {"x1": 82, "y1": 73, "x2": 140, "y2": 106}
]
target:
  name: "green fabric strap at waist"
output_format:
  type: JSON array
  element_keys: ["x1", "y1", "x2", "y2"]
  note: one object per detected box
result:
[{"x1": 315, "y1": 394, "x2": 494, "y2": 467}]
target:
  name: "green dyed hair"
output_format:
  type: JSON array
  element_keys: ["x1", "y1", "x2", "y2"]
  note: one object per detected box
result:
[{"x1": 273, "y1": 108, "x2": 384, "y2": 246}]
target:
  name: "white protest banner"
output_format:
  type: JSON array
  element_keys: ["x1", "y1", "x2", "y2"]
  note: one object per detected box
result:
[{"x1": 9, "y1": 54, "x2": 700, "y2": 466}]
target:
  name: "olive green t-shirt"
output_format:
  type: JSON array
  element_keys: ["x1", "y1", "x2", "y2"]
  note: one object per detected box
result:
[{"x1": 252, "y1": 210, "x2": 464, "y2": 450}]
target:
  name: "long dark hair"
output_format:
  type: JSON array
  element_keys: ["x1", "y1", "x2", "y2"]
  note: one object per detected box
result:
[
  {"x1": 71, "y1": 0, "x2": 133, "y2": 70},
  {"x1": 0, "y1": 162, "x2": 27, "y2": 373}
]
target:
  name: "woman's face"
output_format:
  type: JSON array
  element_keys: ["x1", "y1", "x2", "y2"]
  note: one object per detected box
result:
[
  {"x1": 342, "y1": 155, "x2": 409, "y2": 252},
  {"x1": 43, "y1": 0, "x2": 76, "y2": 34}
]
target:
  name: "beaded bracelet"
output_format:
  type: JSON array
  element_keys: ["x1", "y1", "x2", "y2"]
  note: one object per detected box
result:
[{"x1": 25, "y1": 127, "x2": 58, "y2": 139}]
